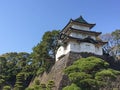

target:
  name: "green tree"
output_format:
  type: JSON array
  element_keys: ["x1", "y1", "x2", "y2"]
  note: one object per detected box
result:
[
  {"x1": 63, "y1": 83, "x2": 81, "y2": 90},
  {"x1": 0, "y1": 57, "x2": 7, "y2": 74},
  {"x1": 112, "y1": 29, "x2": 120, "y2": 45},
  {"x1": 0, "y1": 52, "x2": 32, "y2": 89},
  {"x1": 0, "y1": 57, "x2": 7, "y2": 89},
  {"x1": 31, "y1": 30, "x2": 59, "y2": 71},
  {"x1": 47, "y1": 80, "x2": 55, "y2": 90},
  {"x1": 64, "y1": 56, "x2": 120, "y2": 90},
  {"x1": 14, "y1": 73, "x2": 25, "y2": 90},
  {"x1": 101, "y1": 29, "x2": 120, "y2": 59},
  {"x1": 3, "y1": 85, "x2": 11, "y2": 90}
]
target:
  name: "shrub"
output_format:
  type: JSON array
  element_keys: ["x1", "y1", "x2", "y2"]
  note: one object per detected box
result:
[
  {"x1": 3, "y1": 86, "x2": 11, "y2": 90},
  {"x1": 35, "y1": 79, "x2": 40, "y2": 85},
  {"x1": 63, "y1": 83, "x2": 81, "y2": 90}
]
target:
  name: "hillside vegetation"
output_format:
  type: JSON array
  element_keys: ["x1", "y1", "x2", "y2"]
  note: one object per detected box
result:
[
  {"x1": 63, "y1": 56, "x2": 120, "y2": 90},
  {"x1": 0, "y1": 30, "x2": 59, "y2": 90}
]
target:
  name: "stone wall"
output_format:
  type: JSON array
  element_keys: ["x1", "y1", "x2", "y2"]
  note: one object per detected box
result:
[
  {"x1": 37, "y1": 52, "x2": 120, "y2": 90},
  {"x1": 39, "y1": 52, "x2": 70, "y2": 90}
]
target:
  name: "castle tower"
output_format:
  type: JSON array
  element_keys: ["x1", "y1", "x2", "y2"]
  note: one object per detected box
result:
[{"x1": 56, "y1": 16, "x2": 107, "y2": 61}]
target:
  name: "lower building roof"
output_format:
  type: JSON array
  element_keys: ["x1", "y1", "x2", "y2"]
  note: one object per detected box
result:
[{"x1": 62, "y1": 35, "x2": 107, "y2": 45}]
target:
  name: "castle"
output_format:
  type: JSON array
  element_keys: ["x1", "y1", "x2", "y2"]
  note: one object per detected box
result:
[
  {"x1": 56, "y1": 16, "x2": 107, "y2": 61},
  {"x1": 38, "y1": 16, "x2": 120, "y2": 90}
]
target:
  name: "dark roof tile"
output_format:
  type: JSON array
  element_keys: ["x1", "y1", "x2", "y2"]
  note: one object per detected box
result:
[{"x1": 74, "y1": 16, "x2": 88, "y2": 24}]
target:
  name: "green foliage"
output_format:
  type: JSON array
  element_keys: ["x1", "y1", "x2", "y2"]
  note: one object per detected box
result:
[
  {"x1": 47, "y1": 80, "x2": 55, "y2": 89},
  {"x1": 31, "y1": 30, "x2": 59, "y2": 73},
  {"x1": 34, "y1": 85, "x2": 41, "y2": 90},
  {"x1": 64, "y1": 56, "x2": 120, "y2": 90},
  {"x1": 36, "y1": 67, "x2": 45, "y2": 76},
  {"x1": 113, "y1": 88, "x2": 119, "y2": 90},
  {"x1": 80, "y1": 79, "x2": 97, "y2": 86},
  {"x1": 102, "y1": 29, "x2": 120, "y2": 58},
  {"x1": 14, "y1": 73, "x2": 25, "y2": 90},
  {"x1": 112, "y1": 29, "x2": 120, "y2": 41},
  {"x1": 0, "y1": 79, "x2": 5, "y2": 85},
  {"x1": 0, "y1": 30, "x2": 59, "y2": 89},
  {"x1": 26, "y1": 83, "x2": 46, "y2": 90},
  {"x1": 64, "y1": 65, "x2": 80, "y2": 75},
  {"x1": 80, "y1": 78, "x2": 106, "y2": 89},
  {"x1": 40, "y1": 83, "x2": 46, "y2": 88},
  {"x1": 0, "y1": 75, "x2": 5, "y2": 86},
  {"x1": 65, "y1": 57, "x2": 109, "y2": 74},
  {"x1": 95, "y1": 69, "x2": 120, "y2": 81},
  {"x1": 0, "y1": 52, "x2": 34, "y2": 89},
  {"x1": 111, "y1": 30, "x2": 120, "y2": 59},
  {"x1": 62, "y1": 83, "x2": 81, "y2": 90},
  {"x1": 26, "y1": 80, "x2": 55, "y2": 90},
  {"x1": 25, "y1": 87, "x2": 34, "y2": 90},
  {"x1": 34, "y1": 80, "x2": 40, "y2": 85},
  {"x1": 68, "y1": 72, "x2": 92, "y2": 84},
  {"x1": 0, "y1": 73, "x2": 6, "y2": 89},
  {"x1": 3, "y1": 86, "x2": 11, "y2": 90}
]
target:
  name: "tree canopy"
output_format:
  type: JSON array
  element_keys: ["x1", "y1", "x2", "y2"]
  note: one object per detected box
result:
[
  {"x1": 0, "y1": 52, "x2": 33, "y2": 90},
  {"x1": 31, "y1": 30, "x2": 59, "y2": 71},
  {"x1": 101, "y1": 29, "x2": 120, "y2": 59},
  {"x1": 63, "y1": 56, "x2": 120, "y2": 90},
  {"x1": 0, "y1": 30, "x2": 60, "y2": 90}
]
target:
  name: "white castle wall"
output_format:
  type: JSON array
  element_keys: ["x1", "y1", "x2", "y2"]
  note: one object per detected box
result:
[
  {"x1": 56, "y1": 44, "x2": 71, "y2": 61},
  {"x1": 56, "y1": 41, "x2": 103, "y2": 61},
  {"x1": 70, "y1": 41, "x2": 95, "y2": 53},
  {"x1": 72, "y1": 25, "x2": 89, "y2": 31},
  {"x1": 69, "y1": 32, "x2": 96, "y2": 40}
]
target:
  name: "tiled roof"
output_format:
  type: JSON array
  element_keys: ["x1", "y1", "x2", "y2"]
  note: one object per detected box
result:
[
  {"x1": 70, "y1": 27, "x2": 101, "y2": 36},
  {"x1": 74, "y1": 16, "x2": 88, "y2": 24}
]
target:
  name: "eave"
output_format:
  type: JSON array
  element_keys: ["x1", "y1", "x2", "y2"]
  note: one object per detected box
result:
[
  {"x1": 60, "y1": 18, "x2": 96, "y2": 36},
  {"x1": 72, "y1": 19, "x2": 96, "y2": 29},
  {"x1": 60, "y1": 19, "x2": 72, "y2": 34},
  {"x1": 63, "y1": 36, "x2": 107, "y2": 45}
]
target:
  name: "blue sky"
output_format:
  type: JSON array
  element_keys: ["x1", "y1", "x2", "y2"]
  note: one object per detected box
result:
[{"x1": 0, "y1": 0, "x2": 120, "y2": 55}]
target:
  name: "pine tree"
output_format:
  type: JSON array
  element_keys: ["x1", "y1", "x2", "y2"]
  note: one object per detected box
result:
[{"x1": 14, "y1": 73, "x2": 25, "y2": 90}]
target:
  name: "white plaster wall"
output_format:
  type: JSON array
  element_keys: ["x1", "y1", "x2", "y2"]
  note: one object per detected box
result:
[
  {"x1": 56, "y1": 46, "x2": 65, "y2": 61},
  {"x1": 72, "y1": 25, "x2": 90, "y2": 31},
  {"x1": 69, "y1": 41, "x2": 81, "y2": 52},
  {"x1": 56, "y1": 42, "x2": 103, "y2": 61},
  {"x1": 91, "y1": 36, "x2": 96, "y2": 40},
  {"x1": 80, "y1": 34, "x2": 96, "y2": 40},
  {"x1": 95, "y1": 46, "x2": 103, "y2": 55},
  {"x1": 56, "y1": 44, "x2": 71, "y2": 61},
  {"x1": 70, "y1": 32, "x2": 96, "y2": 40},
  {"x1": 65, "y1": 43, "x2": 71, "y2": 54},
  {"x1": 80, "y1": 42, "x2": 95, "y2": 53},
  {"x1": 69, "y1": 42, "x2": 98, "y2": 54},
  {"x1": 70, "y1": 32, "x2": 82, "y2": 38}
]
